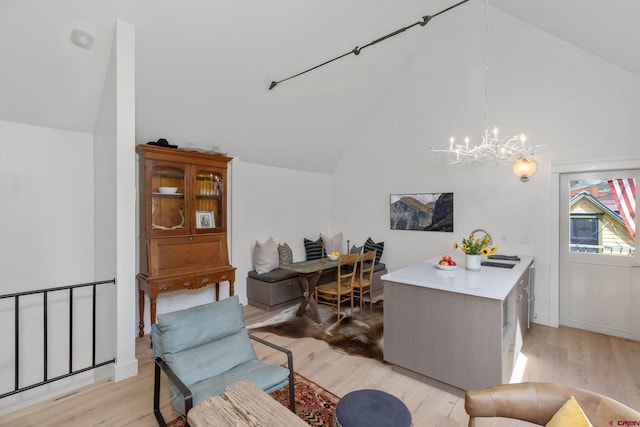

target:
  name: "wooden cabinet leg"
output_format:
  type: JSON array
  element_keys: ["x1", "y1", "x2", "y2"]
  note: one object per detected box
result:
[
  {"x1": 149, "y1": 296, "x2": 157, "y2": 333},
  {"x1": 138, "y1": 289, "x2": 145, "y2": 337},
  {"x1": 214, "y1": 280, "x2": 234, "y2": 301}
]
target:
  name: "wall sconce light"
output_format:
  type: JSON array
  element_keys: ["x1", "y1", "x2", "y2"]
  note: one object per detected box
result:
[{"x1": 512, "y1": 158, "x2": 537, "y2": 182}]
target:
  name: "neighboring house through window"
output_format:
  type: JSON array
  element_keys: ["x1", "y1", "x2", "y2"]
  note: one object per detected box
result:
[{"x1": 569, "y1": 179, "x2": 635, "y2": 256}]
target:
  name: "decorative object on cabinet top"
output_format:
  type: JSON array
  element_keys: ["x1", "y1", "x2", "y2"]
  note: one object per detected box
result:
[
  {"x1": 146, "y1": 137, "x2": 178, "y2": 148},
  {"x1": 182, "y1": 143, "x2": 228, "y2": 156}
]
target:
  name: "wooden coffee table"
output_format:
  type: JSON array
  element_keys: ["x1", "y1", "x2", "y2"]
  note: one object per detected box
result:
[{"x1": 187, "y1": 380, "x2": 307, "y2": 427}]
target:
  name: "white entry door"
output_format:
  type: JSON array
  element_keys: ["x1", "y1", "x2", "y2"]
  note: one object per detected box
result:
[{"x1": 559, "y1": 170, "x2": 639, "y2": 340}]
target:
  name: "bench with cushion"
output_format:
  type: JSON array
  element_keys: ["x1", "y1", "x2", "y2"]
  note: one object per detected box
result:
[{"x1": 247, "y1": 263, "x2": 387, "y2": 311}]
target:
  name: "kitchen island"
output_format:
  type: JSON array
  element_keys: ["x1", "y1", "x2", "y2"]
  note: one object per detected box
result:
[{"x1": 382, "y1": 255, "x2": 534, "y2": 394}]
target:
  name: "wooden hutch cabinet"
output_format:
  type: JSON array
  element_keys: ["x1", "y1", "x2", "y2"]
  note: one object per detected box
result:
[{"x1": 136, "y1": 144, "x2": 235, "y2": 337}]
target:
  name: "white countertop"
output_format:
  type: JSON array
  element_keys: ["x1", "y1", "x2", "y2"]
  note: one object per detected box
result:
[{"x1": 382, "y1": 255, "x2": 534, "y2": 300}]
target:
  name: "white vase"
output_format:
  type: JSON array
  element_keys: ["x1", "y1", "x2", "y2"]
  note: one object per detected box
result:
[{"x1": 465, "y1": 254, "x2": 482, "y2": 271}]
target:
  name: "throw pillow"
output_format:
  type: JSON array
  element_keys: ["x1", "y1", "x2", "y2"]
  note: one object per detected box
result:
[
  {"x1": 321, "y1": 232, "x2": 343, "y2": 254},
  {"x1": 278, "y1": 243, "x2": 293, "y2": 266},
  {"x1": 545, "y1": 396, "x2": 593, "y2": 427},
  {"x1": 254, "y1": 237, "x2": 279, "y2": 275},
  {"x1": 304, "y1": 237, "x2": 323, "y2": 260},
  {"x1": 349, "y1": 244, "x2": 363, "y2": 254},
  {"x1": 364, "y1": 237, "x2": 384, "y2": 264}
]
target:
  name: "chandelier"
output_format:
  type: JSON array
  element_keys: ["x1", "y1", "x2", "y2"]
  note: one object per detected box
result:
[
  {"x1": 437, "y1": 128, "x2": 541, "y2": 164},
  {"x1": 430, "y1": 0, "x2": 545, "y2": 181}
]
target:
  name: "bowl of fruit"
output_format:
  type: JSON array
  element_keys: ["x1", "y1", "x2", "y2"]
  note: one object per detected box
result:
[
  {"x1": 436, "y1": 254, "x2": 457, "y2": 270},
  {"x1": 328, "y1": 251, "x2": 340, "y2": 261}
]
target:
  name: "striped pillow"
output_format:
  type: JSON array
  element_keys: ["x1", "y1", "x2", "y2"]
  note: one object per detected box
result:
[
  {"x1": 304, "y1": 237, "x2": 323, "y2": 260},
  {"x1": 364, "y1": 237, "x2": 384, "y2": 264}
]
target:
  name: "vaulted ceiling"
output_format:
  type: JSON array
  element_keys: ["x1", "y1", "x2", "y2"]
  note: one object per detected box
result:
[{"x1": 1, "y1": 0, "x2": 638, "y2": 173}]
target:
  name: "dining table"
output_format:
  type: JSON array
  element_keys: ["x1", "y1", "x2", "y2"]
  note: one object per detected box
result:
[{"x1": 280, "y1": 257, "x2": 340, "y2": 323}]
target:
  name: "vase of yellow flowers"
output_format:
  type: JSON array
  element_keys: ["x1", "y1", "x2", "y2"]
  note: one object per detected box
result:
[
  {"x1": 453, "y1": 230, "x2": 498, "y2": 271},
  {"x1": 464, "y1": 254, "x2": 482, "y2": 271}
]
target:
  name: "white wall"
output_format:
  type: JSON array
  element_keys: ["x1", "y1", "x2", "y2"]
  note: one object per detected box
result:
[
  {"x1": 0, "y1": 120, "x2": 95, "y2": 414},
  {"x1": 0, "y1": 122, "x2": 95, "y2": 289},
  {"x1": 136, "y1": 159, "x2": 331, "y2": 334},
  {"x1": 330, "y1": 4, "x2": 640, "y2": 327},
  {"x1": 231, "y1": 161, "x2": 332, "y2": 298}
]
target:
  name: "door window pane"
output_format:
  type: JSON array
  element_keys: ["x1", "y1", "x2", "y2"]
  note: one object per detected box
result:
[{"x1": 569, "y1": 178, "x2": 635, "y2": 256}]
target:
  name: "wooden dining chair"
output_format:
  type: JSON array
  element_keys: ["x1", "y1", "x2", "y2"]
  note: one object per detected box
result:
[
  {"x1": 315, "y1": 254, "x2": 358, "y2": 317},
  {"x1": 352, "y1": 250, "x2": 376, "y2": 311}
]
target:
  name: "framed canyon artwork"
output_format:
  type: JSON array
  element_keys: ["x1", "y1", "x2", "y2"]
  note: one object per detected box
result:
[{"x1": 389, "y1": 193, "x2": 453, "y2": 232}]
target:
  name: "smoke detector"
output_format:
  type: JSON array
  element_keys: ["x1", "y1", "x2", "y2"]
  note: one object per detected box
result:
[{"x1": 71, "y1": 29, "x2": 94, "y2": 49}]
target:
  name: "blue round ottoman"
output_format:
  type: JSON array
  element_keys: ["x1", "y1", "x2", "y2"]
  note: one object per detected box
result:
[{"x1": 333, "y1": 389, "x2": 412, "y2": 427}]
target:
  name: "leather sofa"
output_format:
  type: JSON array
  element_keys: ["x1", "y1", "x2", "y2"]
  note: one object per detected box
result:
[{"x1": 465, "y1": 382, "x2": 640, "y2": 426}]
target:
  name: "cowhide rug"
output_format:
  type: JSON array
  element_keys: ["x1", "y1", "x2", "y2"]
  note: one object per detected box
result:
[{"x1": 248, "y1": 300, "x2": 384, "y2": 362}]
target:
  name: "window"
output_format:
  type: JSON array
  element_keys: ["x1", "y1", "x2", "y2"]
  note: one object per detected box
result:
[
  {"x1": 569, "y1": 178, "x2": 636, "y2": 256},
  {"x1": 570, "y1": 215, "x2": 600, "y2": 253}
]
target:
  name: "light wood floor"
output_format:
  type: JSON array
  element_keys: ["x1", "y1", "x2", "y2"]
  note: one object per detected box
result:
[{"x1": 1, "y1": 301, "x2": 639, "y2": 427}]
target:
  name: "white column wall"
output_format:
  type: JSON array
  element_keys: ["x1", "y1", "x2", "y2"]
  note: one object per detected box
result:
[
  {"x1": 112, "y1": 19, "x2": 138, "y2": 382},
  {"x1": 93, "y1": 18, "x2": 138, "y2": 383}
]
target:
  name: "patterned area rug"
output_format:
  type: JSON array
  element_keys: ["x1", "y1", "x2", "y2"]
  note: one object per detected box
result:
[
  {"x1": 248, "y1": 300, "x2": 384, "y2": 361},
  {"x1": 166, "y1": 372, "x2": 339, "y2": 426}
]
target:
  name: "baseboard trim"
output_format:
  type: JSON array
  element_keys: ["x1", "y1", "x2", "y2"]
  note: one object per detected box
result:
[{"x1": 113, "y1": 358, "x2": 138, "y2": 382}]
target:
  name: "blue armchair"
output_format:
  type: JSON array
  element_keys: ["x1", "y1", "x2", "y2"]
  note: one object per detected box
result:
[{"x1": 151, "y1": 295, "x2": 295, "y2": 426}]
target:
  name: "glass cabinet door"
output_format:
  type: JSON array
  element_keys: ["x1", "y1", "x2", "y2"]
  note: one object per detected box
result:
[
  {"x1": 150, "y1": 165, "x2": 187, "y2": 233},
  {"x1": 194, "y1": 169, "x2": 224, "y2": 232}
]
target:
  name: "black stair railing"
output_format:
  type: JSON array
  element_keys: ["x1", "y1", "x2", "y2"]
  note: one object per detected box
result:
[{"x1": 0, "y1": 279, "x2": 116, "y2": 399}]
